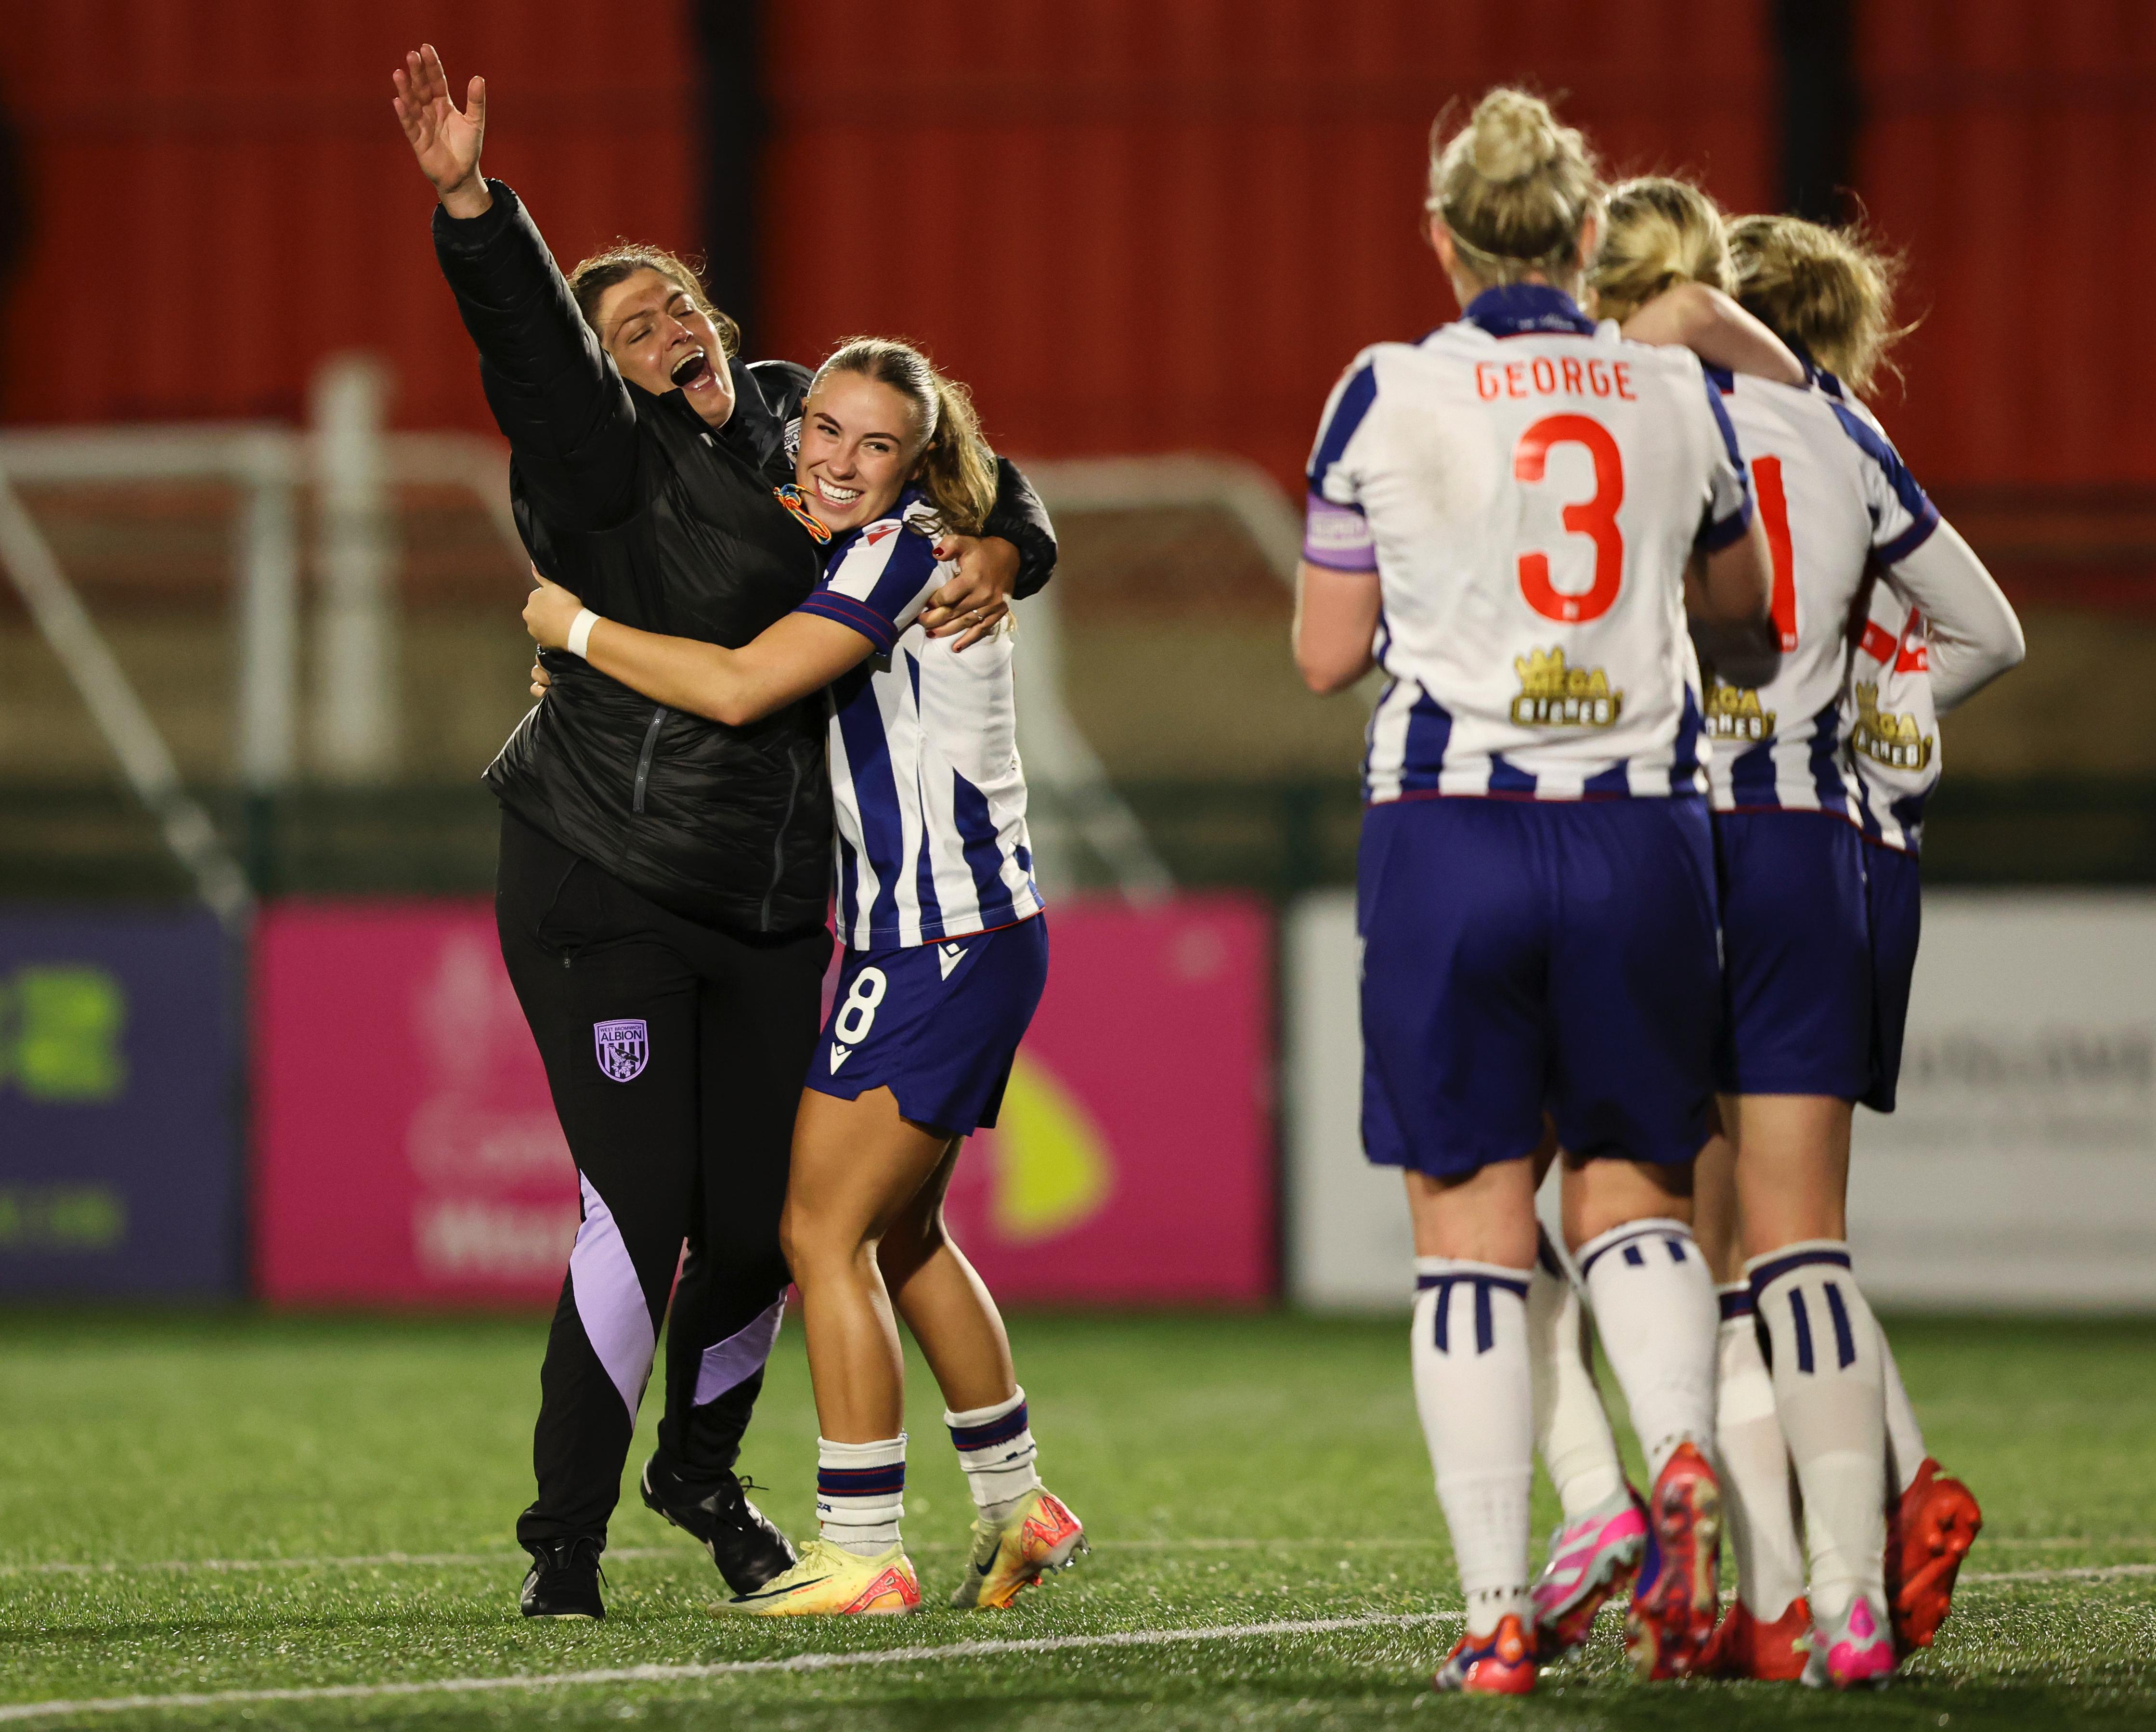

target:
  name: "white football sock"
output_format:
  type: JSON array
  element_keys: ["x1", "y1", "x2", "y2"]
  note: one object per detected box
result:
[
  {"x1": 1749, "y1": 1242, "x2": 1887, "y2": 1623},
  {"x1": 1413, "y1": 1257, "x2": 1534, "y2": 1635},
  {"x1": 816, "y1": 1434, "x2": 906, "y2": 1556},
  {"x1": 1528, "y1": 1230, "x2": 1627, "y2": 1519},
  {"x1": 1878, "y1": 1320, "x2": 1928, "y2": 1496},
  {"x1": 1578, "y1": 1218, "x2": 1719, "y2": 1480},
  {"x1": 1716, "y1": 1282, "x2": 1809, "y2": 1621},
  {"x1": 945, "y1": 1386, "x2": 1042, "y2": 1524}
]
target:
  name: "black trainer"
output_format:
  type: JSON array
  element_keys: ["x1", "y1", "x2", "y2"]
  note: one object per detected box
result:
[
  {"x1": 520, "y1": 1536, "x2": 606, "y2": 1619},
  {"x1": 640, "y1": 1455, "x2": 796, "y2": 1593}
]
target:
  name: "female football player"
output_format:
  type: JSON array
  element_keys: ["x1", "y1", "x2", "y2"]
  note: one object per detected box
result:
[
  {"x1": 1523, "y1": 191, "x2": 2024, "y2": 1687},
  {"x1": 394, "y1": 45, "x2": 1055, "y2": 1620},
  {"x1": 1294, "y1": 92, "x2": 1777, "y2": 1694},
  {"x1": 525, "y1": 338, "x2": 1082, "y2": 1616},
  {"x1": 1725, "y1": 214, "x2": 2021, "y2": 1671}
]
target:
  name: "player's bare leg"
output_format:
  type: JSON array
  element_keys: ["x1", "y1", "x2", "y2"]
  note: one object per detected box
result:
[
  {"x1": 877, "y1": 1141, "x2": 1086, "y2": 1608},
  {"x1": 1733, "y1": 1094, "x2": 1894, "y2": 1687},
  {"x1": 722, "y1": 1087, "x2": 948, "y2": 1614}
]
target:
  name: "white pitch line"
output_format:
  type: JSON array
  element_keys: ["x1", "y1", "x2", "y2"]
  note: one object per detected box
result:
[
  {"x1": 1960, "y1": 1562, "x2": 2156, "y2": 1586},
  {"x1": 10, "y1": 1534, "x2": 2155, "y2": 1580},
  {"x1": 0, "y1": 1537, "x2": 1455, "y2": 1578},
  {"x1": 0, "y1": 1610, "x2": 1458, "y2": 1725}
]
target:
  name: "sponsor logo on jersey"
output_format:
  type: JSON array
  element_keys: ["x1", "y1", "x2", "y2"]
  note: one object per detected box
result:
[
  {"x1": 1851, "y1": 681, "x2": 1933, "y2": 772},
  {"x1": 1510, "y1": 647, "x2": 1623, "y2": 729},
  {"x1": 593, "y1": 1019, "x2": 649, "y2": 1082},
  {"x1": 1704, "y1": 680, "x2": 1776, "y2": 743},
  {"x1": 866, "y1": 522, "x2": 901, "y2": 546}
]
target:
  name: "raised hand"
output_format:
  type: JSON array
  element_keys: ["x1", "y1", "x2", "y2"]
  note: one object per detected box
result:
[{"x1": 391, "y1": 44, "x2": 491, "y2": 219}]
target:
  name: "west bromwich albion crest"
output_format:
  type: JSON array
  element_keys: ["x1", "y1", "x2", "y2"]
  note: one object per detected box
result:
[{"x1": 593, "y1": 1018, "x2": 649, "y2": 1082}]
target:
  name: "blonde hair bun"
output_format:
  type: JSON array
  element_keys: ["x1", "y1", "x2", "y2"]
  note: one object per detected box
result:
[
  {"x1": 1469, "y1": 90, "x2": 1564, "y2": 185},
  {"x1": 1428, "y1": 88, "x2": 1603, "y2": 286}
]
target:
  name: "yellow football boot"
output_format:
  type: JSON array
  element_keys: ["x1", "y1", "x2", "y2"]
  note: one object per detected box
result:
[
  {"x1": 717, "y1": 1537, "x2": 922, "y2": 1615},
  {"x1": 949, "y1": 1487, "x2": 1088, "y2": 1610}
]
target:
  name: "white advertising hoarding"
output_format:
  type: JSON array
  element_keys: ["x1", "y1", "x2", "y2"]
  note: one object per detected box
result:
[{"x1": 1285, "y1": 887, "x2": 2156, "y2": 1313}]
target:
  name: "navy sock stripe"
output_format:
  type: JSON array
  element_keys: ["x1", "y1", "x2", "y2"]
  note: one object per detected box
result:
[
  {"x1": 948, "y1": 1406, "x2": 1029, "y2": 1451},
  {"x1": 1788, "y1": 1289, "x2": 1816, "y2": 1375},
  {"x1": 1719, "y1": 1287, "x2": 1755, "y2": 1322},
  {"x1": 1579, "y1": 1224, "x2": 1693, "y2": 1281},
  {"x1": 1418, "y1": 1273, "x2": 1527, "y2": 1355},
  {"x1": 1823, "y1": 1279, "x2": 1858, "y2": 1370},
  {"x1": 1747, "y1": 1245, "x2": 1852, "y2": 1298},
  {"x1": 818, "y1": 1465, "x2": 906, "y2": 1497}
]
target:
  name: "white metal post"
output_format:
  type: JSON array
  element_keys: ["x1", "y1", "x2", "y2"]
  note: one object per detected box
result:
[
  {"x1": 311, "y1": 355, "x2": 399, "y2": 781},
  {"x1": 234, "y1": 461, "x2": 300, "y2": 791}
]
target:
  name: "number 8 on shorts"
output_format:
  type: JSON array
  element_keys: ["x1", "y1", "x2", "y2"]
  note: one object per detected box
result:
[{"x1": 833, "y1": 967, "x2": 887, "y2": 1046}]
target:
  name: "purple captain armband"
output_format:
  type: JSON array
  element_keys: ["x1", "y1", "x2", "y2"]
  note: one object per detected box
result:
[{"x1": 1303, "y1": 492, "x2": 1378, "y2": 572}]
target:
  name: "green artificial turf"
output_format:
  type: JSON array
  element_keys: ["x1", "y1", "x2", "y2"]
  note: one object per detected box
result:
[{"x1": 0, "y1": 1310, "x2": 2151, "y2": 1728}]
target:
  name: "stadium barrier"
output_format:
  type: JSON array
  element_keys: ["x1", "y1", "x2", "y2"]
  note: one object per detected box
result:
[
  {"x1": 0, "y1": 906, "x2": 243, "y2": 1297},
  {"x1": 253, "y1": 894, "x2": 1274, "y2": 1308},
  {"x1": 1285, "y1": 886, "x2": 2156, "y2": 1314}
]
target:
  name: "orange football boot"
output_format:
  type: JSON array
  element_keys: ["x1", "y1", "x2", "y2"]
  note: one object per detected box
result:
[
  {"x1": 1700, "y1": 1595, "x2": 1811, "y2": 1680},
  {"x1": 1888, "y1": 1459, "x2": 1981, "y2": 1654},
  {"x1": 1432, "y1": 1613, "x2": 1537, "y2": 1694}
]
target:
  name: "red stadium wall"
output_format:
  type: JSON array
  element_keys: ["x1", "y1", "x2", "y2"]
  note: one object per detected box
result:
[
  {"x1": 1855, "y1": 1, "x2": 2156, "y2": 489},
  {"x1": 0, "y1": 0, "x2": 699, "y2": 431},
  {"x1": 753, "y1": 0, "x2": 1777, "y2": 494}
]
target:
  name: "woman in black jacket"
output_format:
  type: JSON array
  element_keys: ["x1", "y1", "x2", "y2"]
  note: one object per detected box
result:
[{"x1": 393, "y1": 46, "x2": 1056, "y2": 1620}]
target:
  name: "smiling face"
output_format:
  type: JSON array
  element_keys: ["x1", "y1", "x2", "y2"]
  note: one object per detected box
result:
[
  {"x1": 592, "y1": 268, "x2": 737, "y2": 427},
  {"x1": 794, "y1": 370, "x2": 924, "y2": 534}
]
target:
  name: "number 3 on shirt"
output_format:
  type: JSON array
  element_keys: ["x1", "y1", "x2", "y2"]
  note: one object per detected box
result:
[{"x1": 1513, "y1": 415, "x2": 1623, "y2": 623}]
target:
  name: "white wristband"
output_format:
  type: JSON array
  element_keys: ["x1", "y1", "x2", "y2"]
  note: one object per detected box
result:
[{"x1": 565, "y1": 608, "x2": 599, "y2": 660}]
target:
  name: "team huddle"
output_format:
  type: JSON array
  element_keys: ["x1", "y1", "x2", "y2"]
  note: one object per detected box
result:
[
  {"x1": 399, "y1": 39, "x2": 2025, "y2": 1693},
  {"x1": 1296, "y1": 91, "x2": 2023, "y2": 1693}
]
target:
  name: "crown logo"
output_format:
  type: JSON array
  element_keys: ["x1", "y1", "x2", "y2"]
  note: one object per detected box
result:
[
  {"x1": 1705, "y1": 679, "x2": 1775, "y2": 742},
  {"x1": 1851, "y1": 681, "x2": 1932, "y2": 772},
  {"x1": 1511, "y1": 647, "x2": 1622, "y2": 729}
]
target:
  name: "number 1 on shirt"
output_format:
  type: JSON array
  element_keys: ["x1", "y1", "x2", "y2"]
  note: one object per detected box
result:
[{"x1": 1752, "y1": 455, "x2": 1798, "y2": 652}]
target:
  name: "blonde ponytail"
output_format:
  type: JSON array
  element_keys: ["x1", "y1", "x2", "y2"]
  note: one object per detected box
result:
[
  {"x1": 1588, "y1": 177, "x2": 1731, "y2": 326},
  {"x1": 1728, "y1": 214, "x2": 1910, "y2": 394},
  {"x1": 1427, "y1": 88, "x2": 1603, "y2": 286},
  {"x1": 811, "y1": 336, "x2": 997, "y2": 535}
]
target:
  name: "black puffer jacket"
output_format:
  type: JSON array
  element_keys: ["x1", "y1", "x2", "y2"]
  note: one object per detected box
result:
[{"x1": 432, "y1": 181, "x2": 1057, "y2": 937}]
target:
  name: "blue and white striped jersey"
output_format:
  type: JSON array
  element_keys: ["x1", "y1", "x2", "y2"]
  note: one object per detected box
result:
[
  {"x1": 1306, "y1": 285, "x2": 1753, "y2": 803},
  {"x1": 1706, "y1": 365, "x2": 1939, "y2": 817},
  {"x1": 795, "y1": 491, "x2": 1043, "y2": 949}
]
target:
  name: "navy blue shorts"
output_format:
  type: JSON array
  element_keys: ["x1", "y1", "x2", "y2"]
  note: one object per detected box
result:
[
  {"x1": 1861, "y1": 842, "x2": 1922, "y2": 1112},
  {"x1": 1357, "y1": 796, "x2": 1721, "y2": 1179},
  {"x1": 1712, "y1": 808, "x2": 1871, "y2": 1099},
  {"x1": 805, "y1": 915, "x2": 1048, "y2": 1136}
]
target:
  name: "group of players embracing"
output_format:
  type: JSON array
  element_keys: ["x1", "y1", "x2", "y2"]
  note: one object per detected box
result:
[
  {"x1": 1296, "y1": 88, "x2": 2024, "y2": 1693},
  {"x1": 397, "y1": 45, "x2": 1083, "y2": 1621}
]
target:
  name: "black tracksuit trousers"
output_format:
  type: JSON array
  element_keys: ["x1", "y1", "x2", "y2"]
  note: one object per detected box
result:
[{"x1": 496, "y1": 811, "x2": 829, "y2": 1547}]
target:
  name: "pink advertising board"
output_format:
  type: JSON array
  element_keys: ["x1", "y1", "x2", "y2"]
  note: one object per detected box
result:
[{"x1": 254, "y1": 897, "x2": 1273, "y2": 1307}]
